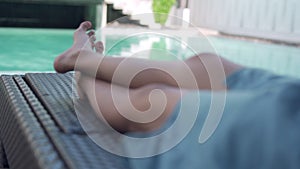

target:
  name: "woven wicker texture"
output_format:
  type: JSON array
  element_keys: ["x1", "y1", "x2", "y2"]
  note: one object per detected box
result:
[
  {"x1": 0, "y1": 75, "x2": 66, "y2": 169},
  {"x1": 0, "y1": 73, "x2": 129, "y2": 169},
  {"x1": 25, "y1": 73, "x2": 84, "y2": 134},
  {"x1": 0, "y1": 139, "x2": 9, "y2": 168}
]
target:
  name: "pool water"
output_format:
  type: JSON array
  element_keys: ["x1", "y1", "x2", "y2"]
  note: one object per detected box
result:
[{"x1": 0, "y1": 28, "x2": 299, "y2": 78}]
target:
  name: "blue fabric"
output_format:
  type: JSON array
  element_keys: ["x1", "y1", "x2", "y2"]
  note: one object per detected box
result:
[{"x1": 124, "y1": 68, "x2": 300, "y2": 169}]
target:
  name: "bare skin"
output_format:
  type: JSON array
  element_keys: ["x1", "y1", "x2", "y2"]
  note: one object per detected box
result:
[
  {"x1": 54, "y1": 21, "x2": 243, "y2": 132},
  {"x1": 54, "y1": 22, "x2": 242, "y2": 90}
]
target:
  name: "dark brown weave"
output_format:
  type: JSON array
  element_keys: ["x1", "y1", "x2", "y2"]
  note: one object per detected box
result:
[
  {"x1": 0, "y1": 75, "x2": 65, "y2": 169},
  {"x1": 0, "y1": 73, "x2": 129, "y2": 169},
  {"x1": 0, "y1": 139, "x2": 9, "y2": 168}
]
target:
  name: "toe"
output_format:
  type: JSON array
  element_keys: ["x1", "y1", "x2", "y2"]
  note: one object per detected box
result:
[
  {"x1": 77, "y1": 21, "x2": 92, "y2": 32},
  {"x1": 89, "y1": 35, "x2": 96, "y2": 43},
  {"x1": 87, "y1": 30, "x2": 95, "y2": 37},
  {"x1": 89, "y1": 35, "x2": 96, "y2": 49},
  {"x1": 95, "y1": 41, "x2": 104, "y2": 53}
]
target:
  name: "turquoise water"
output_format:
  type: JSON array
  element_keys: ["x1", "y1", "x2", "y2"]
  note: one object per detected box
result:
[
  {"x1": 0, "y1": 28, "x2": 73, "y2": 71},
  {"x1": 0, "y1": 28, "x2": 299, "y2": 78}
]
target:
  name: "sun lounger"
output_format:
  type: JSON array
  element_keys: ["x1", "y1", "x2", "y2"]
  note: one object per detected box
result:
[{"x1": 0, "y1": 73, "x2": 129, "y2": 169}]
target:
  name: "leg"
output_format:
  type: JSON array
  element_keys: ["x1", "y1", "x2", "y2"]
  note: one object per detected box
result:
[
  {"x1": 78, "y1": 74, "x2": 181, "y2": 132},
  {"x1": 54, "y1": 21, "x2": 243, "y2": 90}
]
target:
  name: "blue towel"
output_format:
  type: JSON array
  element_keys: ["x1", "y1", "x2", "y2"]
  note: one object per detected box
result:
[{"x1": 123, "y1": 68, "x2": 300, "y2": 169}]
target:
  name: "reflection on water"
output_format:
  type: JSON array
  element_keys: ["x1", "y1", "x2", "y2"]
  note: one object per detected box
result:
[
  {"x1": 0, "y1": 28, "x2": 299, "y2": 78},
  {"x1": 105, "y1": 33, "x2": 195, "y2": 61},
  {"x1": 208, "y1": 36, "x2": 300, "y2": 78},
  {"x1": 104, "y1": 33, "x2": 300, "y2": 78}
]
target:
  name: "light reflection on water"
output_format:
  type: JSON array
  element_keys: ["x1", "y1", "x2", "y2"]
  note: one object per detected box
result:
[
  {"x1": 207, "y1": 36, "x2": 300, "y2": 78},
  {"x1": 104, "y1": 33, "x2": 300, "y2": 78}
]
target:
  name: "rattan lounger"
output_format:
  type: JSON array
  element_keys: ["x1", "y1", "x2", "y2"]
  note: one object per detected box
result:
[{"x1": 0, "y1": 73, "x2": 129, "y2": 169}]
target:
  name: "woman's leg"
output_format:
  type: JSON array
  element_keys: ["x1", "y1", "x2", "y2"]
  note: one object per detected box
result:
[
  {"x1": 54, "y1": 21, "x2": 243, "y2": 90},
  {"x1": 78, "y1": 74, "x2": 181, "y2": 132}
]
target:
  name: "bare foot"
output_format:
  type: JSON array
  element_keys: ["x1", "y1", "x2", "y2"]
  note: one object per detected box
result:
[{"x1": 54, "y1": 21, "x2": 94, "y2": 73}]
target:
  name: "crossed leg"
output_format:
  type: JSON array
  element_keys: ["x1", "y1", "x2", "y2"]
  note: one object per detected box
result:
[
  {"x1": 78, "y1": 75, "x2": 181, "y2": 132},
  {"x1": 54, "y1": 21, "x2": 243, "y2": 132}
]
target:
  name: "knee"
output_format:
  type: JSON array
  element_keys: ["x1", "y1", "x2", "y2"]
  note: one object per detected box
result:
[
  {"x1": 128, "y1": 84, "x2": 177, "y2": 132},
  {"x1": 131, "y1": 84, "x2": 169, "y2": 111}
]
